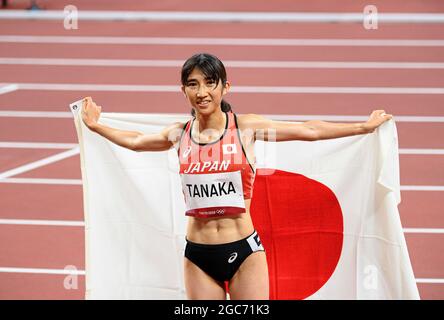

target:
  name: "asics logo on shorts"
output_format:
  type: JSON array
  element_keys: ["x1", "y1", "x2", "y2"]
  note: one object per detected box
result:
[{"x1": 228, "y1": 252, "x2": 238, "y2": 263}]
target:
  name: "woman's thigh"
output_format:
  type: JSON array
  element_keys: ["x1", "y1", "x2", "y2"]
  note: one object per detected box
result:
[
  {"x1": 228, "y1": 251, "x2": 269, "y2": 300},
  {"x1": 183, "y1": 257, "x2": 227, "y2": 300}
]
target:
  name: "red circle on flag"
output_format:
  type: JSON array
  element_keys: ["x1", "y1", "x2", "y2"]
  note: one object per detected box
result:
[{"x1": 250, "y1": 169, "x2": 344, "y2": 300}]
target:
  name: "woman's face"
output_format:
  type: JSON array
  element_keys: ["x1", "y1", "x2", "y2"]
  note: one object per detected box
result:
[{"x1": 181, "y1": 67, "x2": 230, "y2": 116}]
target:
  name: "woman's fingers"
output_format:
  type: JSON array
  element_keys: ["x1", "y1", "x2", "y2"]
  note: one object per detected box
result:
[
  {"x1": 367, "y1": 110, "x2": 393, "y2": 129},
  {"x1": 83, "y1": 97, "x2": 92, "y2": 111},
  {"x1": 81, "y1": 97, "x2": 102, "y2": 121},
  {"x1": 83, "y1": 97, "x2": 99, "y2": 111},
  {"x1": 82, "y1": 99, "x2": 88, "y2": 112},
  {"x1": 373, "y1": 109, "x2": 392, "y2": 118}
]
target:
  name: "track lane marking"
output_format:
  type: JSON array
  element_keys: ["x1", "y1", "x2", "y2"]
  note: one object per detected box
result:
[
  {"x1": 0, "y1": 147, "x2": 79, "y2": 179},
  {"x1": 1, "y1": 36, "x2": 444, "y2": 47},
  {"x1": 2, "y1": 58, "x2": 444, "y2": 69}
]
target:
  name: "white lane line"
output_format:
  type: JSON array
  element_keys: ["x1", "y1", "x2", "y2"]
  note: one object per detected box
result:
[
  {"x1": 0, "y1": 147, "x2": 79, "y2": 179},
  {"x1": 2, "y1": 58, "x2": 444, "y2": 69},
  {"x1": 264, "y1": 115, "x2": 444, "y2": 123},
  {"x1": 0, "y1": 219, "x2": 441, "y2": 233},
  {"x1": 2, "y1": 111, "x2": 444, "y2": 123},
  {"x1": 1, "y1": 142, "x2": 443, "y2": 155},
  {"x1": 238, "y1": 87, "x2": 444, "y2": 94},
  {"x1": 0, "y1": 84, "x2": 18, "y2": 95},
  {"x1": 1, "y1": 11, "x2": 444, "y2": 23},
  {"x1": 416, "y1": 278, "x2": 444, "y2": 284},
  {"x1": 0, "y1": 142, "x2": 78, "y2": 149},
  {"x1": 0, "y1": 266, "x2": 441, "y2": 283},
  {"x1": 403, "y1": 228, "x2": 444, "y2": 234},
  {"x1": 0, "y1": 178, "x2": 443, "y2": 190},
  {"x1": 1, "y1": 35, "x2": 444, "y2": 47},
  {"x1": 399, "y1": 149, "x2": 444, "y2": 155},
  {"x1": 0, "y1": 267, "x2": 85, "y2": 275},
  {"x1": 0, "y1": 219, "x2": 84, "y2": 226},
  {"x1": 0, "y1": 111, "x2": 73, "y2": 118},
  {"x1": 10, "y1": 83, "x2": 444, "y2": 94},
  {"x1": 0, "y1": 178, "x2": 82, "y2": 185},
  {"x1": 401, "y1": 186, "x2": 444, "y2": 191},
  {"x1": 17, "y1": 83, "x2": 179, "y2": 92}
]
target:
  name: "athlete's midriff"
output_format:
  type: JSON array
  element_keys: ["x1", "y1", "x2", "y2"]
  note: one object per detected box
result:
[{"x1": 186, "y1": 199, "x2": 255, "y2": 244}]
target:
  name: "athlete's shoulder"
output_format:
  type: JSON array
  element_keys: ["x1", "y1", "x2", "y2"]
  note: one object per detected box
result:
[
  {"x1": 163, "y1": 120, "x2": 188, "y2": 132},
  {"x1": 161, "y1": 120, "x2": 190, "y2": 144},
  {"x1": 236, "y1": 113, "x2": 269, "y2": 121},
  {"x1": 235, "y1": 113, "x2": 271, "y2": 130}
]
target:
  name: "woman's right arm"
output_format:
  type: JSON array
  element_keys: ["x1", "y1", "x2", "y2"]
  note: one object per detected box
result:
[{"x1": 81, "y1": 97, "x2": 184, "y2": 152}]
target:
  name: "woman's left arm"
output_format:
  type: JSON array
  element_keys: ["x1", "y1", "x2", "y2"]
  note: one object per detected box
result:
[
  {"x1": 240, "y1": 110, "x2": 393, "y2": 142},
  {"x1": 304, "y1": 110, "x2": 393, "y2": 140}
]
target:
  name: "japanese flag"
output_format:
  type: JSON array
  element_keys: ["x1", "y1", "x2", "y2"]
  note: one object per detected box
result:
[
  {"x1": 252, "y1": 121, "x2": 419, "y2": 299},
  {"x1": 70, "y1": 102, "x2": 419, "y2": 300}
]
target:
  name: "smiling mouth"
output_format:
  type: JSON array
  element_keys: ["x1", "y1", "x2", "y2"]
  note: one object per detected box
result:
[{"x1": 197, "y1": 100, "x2": 210, "y2": 107}]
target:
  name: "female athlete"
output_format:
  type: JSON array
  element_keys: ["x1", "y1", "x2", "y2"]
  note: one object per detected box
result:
[{"x1": 81, "y1": 53, "x2": 392, "y2": 300}]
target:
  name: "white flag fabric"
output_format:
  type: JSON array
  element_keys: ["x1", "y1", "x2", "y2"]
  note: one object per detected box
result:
[{"x1": 70, "y1": 102, "x2": 419, "y2": 300}]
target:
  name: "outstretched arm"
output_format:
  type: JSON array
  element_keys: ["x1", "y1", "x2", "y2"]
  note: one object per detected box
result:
[
  {"x1": 306, "y1": 110, "x2": 393, "y2": 140},
  {"x1": 81, "y1": 97, "x2": 184, "y2": 151},
  {"x1": 239, "y1": 110, "x2": 393, "y2": 142}
]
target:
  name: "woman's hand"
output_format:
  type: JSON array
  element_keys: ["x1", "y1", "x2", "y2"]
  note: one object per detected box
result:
[
  {"x1": 364, "y1": 109, "x2": 393, "y2": 133},
  {"x1": 81, "y1": 96, "x2": 102, "y2": 131}
]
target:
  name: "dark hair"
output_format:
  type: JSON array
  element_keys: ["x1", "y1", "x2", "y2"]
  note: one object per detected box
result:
[{"x1": 181, "y1": 53, "x2": 232, "y2": 117}]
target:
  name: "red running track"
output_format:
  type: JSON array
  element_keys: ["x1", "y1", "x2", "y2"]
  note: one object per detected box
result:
[{"x1": 0, "y1": 2, "x2": 443, "y2": 299}]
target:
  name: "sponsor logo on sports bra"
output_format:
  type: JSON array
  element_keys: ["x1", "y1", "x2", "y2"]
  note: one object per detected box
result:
[{"x1": 182, "y1": 146, "x2": 192, "y2": 158}]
